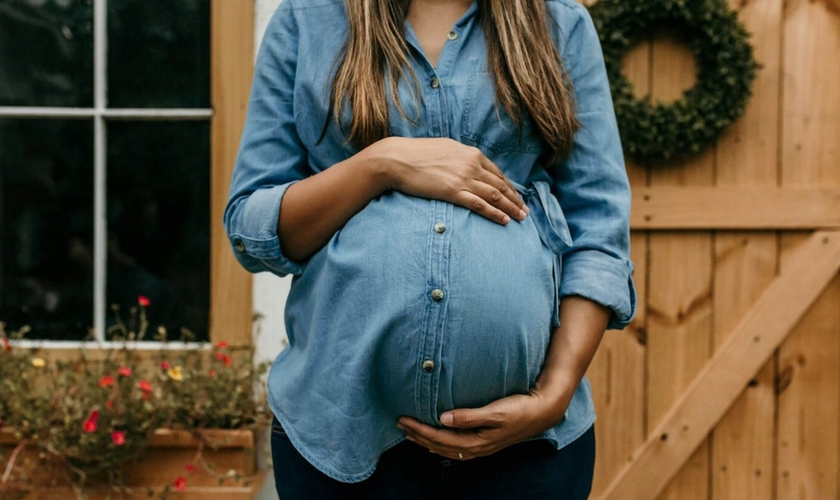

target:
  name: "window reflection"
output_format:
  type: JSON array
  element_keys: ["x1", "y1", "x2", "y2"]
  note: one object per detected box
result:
[
  {"x1": 106, "y1": 121, "x2": 210, "y2": 341},
  {"x1": 0, "y1": 0, "x2": 94, "y2": 107},
  {"x1": 0, "y1": 119, "x2": 94, "y2": 340},
  {"x1": 108, "y1": 0, "x2": 210, "y2": 108}
]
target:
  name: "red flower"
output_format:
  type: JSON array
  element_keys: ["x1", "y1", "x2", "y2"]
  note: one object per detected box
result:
[
  {"x1": 99, "y1": 375, "x2": 115, "y2": 388},
  {"x1": 214, "y1": 352, "x2": 232, "y2": 367},
  {"x1": 214, "y1": 341, "x2": 229, "y2": 350},
  {"x1": 160, "y1": 361, "x2": 170, "y2": 371},
  {"x1": 83, "y1": 419, "x2": 97, "y2": 433},
  {"x1": 138, "y1": 379, "x2": 152, "y2": 393},
  {"x1": 208, "y1": 369, "x2": 216, "y2": 377},
  {"x1": 173, "y1": 476, "x2": 187, "y2": 491},
  {"x1": 185, "y1": 464, "x2": 198, "y2": 474},
  {"x1": 1, "y1": 337, "x2": 10, "y2": 352},
  {"x1": 88, "y1": 410, "x2": 100, "y2": 421},
  {"x1": 117, "y1": 366, "x2": 132, "y2": 377},
  {"x1": 138, "y1": 295, "x2": 151, "y2": 307},
  {"x1": 112, "y1": 431, "x2": 126, "y2": 446},
  {"x1": 105, "y1": 400, "x2": 114, "y2": 410}
]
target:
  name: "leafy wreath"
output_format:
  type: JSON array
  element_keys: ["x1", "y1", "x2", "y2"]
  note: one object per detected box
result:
[{"x1": 586, "y1": 0, "x2": 762, "y2": 163}]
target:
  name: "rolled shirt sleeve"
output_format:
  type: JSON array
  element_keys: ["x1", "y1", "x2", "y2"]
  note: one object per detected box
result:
[
  {"x1": 548, "y1": 2, "x2": 637, "y2": 330},
  {"x1": 222, "y1": 3, "x2": 311, "y2": 278}
]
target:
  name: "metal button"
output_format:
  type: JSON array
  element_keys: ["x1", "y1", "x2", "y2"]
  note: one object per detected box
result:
[
  {"x1": 234, "y1": 240, "x2": 246, "y2": 253},
  {"x1": 430, "y1": 77, "x2": 440, "y2": 89},
  {"x1": 431, "y1": 289, "x2": 445, "y2": 302},
  {"x1": 422, "y1": 360, "x2": 435, "y2": 372},
  {"x1": 447, "y1": 31, "x2": 458, "y2": 41},
  {"x1": 434, "y1": 222, "x2": 447, "y2": 234}
]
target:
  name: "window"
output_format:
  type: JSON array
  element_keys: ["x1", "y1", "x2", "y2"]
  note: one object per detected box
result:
[{"x1": 0, "y1": 0, "x2": 253, "y2": 345}]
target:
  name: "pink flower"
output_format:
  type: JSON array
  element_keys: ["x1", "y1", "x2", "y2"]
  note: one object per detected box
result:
[
  {"x1": 88, "y1": 410, "x2": 100, "y2": 421},
  {"x1": 83, "y1": 419, "x2": 97, "y2": 433},
  {"x1": 1, "y1": 337, "x2": 10, "y2": 352},
  {"x1": 185, "y1": 464, "x2": 198, "y2": 474},
  {"x1": 160, "y1": 361, "x2": 170, "y2": 371},
  {"x1": 117, "y1": 366, "x2": 132, "y2": 377},
  {"x1": 99, "y1": 375, "x2": 115, "y2": 388},
  {"x1": 214, "y1": 341, "x2": 229, "y2": 350},
  {"x1": 138, "y1": 295, "x2": 151, "y2": 307},
  {"x1": 173, "y1": 476, "x2": 187, "y2": 491},
  {"x1": 138, "y1": 379, "x2": 152, "y2": 393},
  {"x1": 112, "y1": 431, "x2": 126, "y2": 446}
]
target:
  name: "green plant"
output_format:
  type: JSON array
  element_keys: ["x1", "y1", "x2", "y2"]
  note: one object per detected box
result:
[
  {"x1": 0, "y1": 297, "x2": 271, "y2": 498},
  {"x1": 588, "y1": 0, "x2": 761, "y2": 163}
]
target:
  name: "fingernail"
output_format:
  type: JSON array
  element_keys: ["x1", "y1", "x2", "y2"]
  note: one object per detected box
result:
[
  {"x1": 441, "y1": 413, "x2": 453, "y2": 426},
  {"x1": 518, "y1": 209, "x2": 527, "y2": 220},
  {"x1": 502, "y1": 215, "x2": 511, "y2": 224},
  {"x1": 523, "y1": 204, "x2": 530, "y2": 215}
]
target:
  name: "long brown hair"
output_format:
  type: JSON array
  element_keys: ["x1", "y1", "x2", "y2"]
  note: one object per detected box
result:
[{"x1": 325, "y1": 0, "x2": 580, "y2": 165}]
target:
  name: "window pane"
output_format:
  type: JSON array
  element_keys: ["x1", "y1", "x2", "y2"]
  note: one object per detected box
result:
[
  {"x1": 0, "y1": 0, "x2": 94, "y2": 107},
  {"x1": 106, "y1": 121, "x2": 210, "y2": 341},
  {"x1": 0, "y1": 119, "x2": 94, "y2": 340},
  {"x1": 108, "y1": 0, "x2": 210, "y2": 108}
]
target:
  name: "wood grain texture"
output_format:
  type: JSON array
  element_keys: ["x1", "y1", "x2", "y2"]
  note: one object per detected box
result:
[
  {"x1": 631, "y1": 187, "x2": 840, "y2": 229},
  {"x1": 210, "y1": 0, "x2": 256, "y2": 346},
  {"x1": 711, "y1": 1, "x2": 781, "y2": 497},
  {"x1": 777, "y1": 0, "x2": 840, "y2": 497},
  {"x1": 599, "y1": 231, "x2": 840, "y2": 500},
  {"x1": 647, "y1": 27, "x2": 715, "y2": 500},
  {"x1": 589, "y1": 231, "x2": 647, "y2": 498},
  {"x1": 588, "y1": 25, "x2": 649, "y2": 498}
]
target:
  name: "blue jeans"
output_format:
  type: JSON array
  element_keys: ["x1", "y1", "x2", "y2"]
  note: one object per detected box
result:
[{"x1": 271, "y1": 416, "x2": 595, "y2": 499}]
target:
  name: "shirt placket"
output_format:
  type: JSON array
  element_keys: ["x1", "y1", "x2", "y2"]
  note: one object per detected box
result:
[{"x1": 405, "y1": 20, "x2": 465, "y2": 426}]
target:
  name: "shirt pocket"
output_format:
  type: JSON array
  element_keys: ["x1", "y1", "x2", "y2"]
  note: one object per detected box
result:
[{"x1": 460, "y1": 59, "x2": 543, "y2": 155}]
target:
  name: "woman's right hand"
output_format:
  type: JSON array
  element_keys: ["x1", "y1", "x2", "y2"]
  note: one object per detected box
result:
[{"x1": 370, "y1": 137, "x2": 529, "y2": 225}]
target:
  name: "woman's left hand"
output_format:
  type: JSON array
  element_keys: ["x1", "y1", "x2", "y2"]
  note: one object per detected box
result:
[{"x1": 396, "y1": 385, "x2": 574, "y2": 461}]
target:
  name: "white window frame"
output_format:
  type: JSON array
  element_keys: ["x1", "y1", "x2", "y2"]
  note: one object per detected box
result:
[{"x1": 0, "y1": 0, "x2": 215, "y2": 348}]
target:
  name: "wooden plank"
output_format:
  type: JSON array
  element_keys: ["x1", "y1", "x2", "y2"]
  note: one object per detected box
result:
[
  {"x1": 598, "y1": 230, "x2": 840, "y2": 500},
  {"x1": 711, "y1": 0, "x2": 782, "y2": 498},
  {"x1": 589, "y1": 231, "x2": 647, "y2": 497},
  {"x1": 588, "y1": 14, "x2": 649, "y2": 496},
  {"x1": 777, "y1": 0, "x2": 840, "y2": 497},
  {"x1": 630, "y1": 187, "x2": 840, "y2": 229},
  {"x1": 210, "y1": 0, "x2": 255, "y2": 346},
  {"x1": 711, "y1": 234, "x2": 777, "y2": 500},
  {"x1": 647, "y1": 25, "x2": 715, "y2": 500}
]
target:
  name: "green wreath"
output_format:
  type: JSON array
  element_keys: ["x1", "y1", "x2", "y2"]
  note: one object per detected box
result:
[{"x1": 587, "y1": 0, "x2": 762, "y2": 163}]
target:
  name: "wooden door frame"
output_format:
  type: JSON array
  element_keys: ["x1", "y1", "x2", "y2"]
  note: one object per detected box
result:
[
  {"x1": 598, "y1": 228, "x2": 840, "y2": 500},
  {"x1": 210, "y1": 0, "x2": 255, "y2": 346}
]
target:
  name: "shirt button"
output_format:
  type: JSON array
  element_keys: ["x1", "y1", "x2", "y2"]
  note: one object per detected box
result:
[
  {"x1": 234, "y1": 240, "x2": 246, "y2": 253},
  {"x1": 431, "y1": 289, "x2": 444, "y2": 302},
  {"x1": 434, "y1": 222, "x2": 447, "y2": 234},
  {"x1": 447, "y1": 31, "x2": 458, "y2": 41},
  {"x1": 430, "y1": 77, "x2": 440, "y2": 89},
  {"x1": 422, "y1": 360, "x2": 435, "y2": 372}
]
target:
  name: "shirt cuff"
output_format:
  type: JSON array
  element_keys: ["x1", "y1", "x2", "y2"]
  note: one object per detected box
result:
[
  {"x1": 226, "y1": 180, "x2": 307, "y2": 278},
  {"x1": 559, "y1": 250, "x2": 636, "y2": 330}
]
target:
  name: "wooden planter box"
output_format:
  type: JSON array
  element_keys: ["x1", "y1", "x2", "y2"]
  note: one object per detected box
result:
[{"x1": 0, "y1": 427, "x2": 267, "y2": 499}]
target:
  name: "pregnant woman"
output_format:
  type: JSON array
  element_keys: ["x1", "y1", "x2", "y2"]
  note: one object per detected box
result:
[{"x1": 224, "y1": 0, "x2": 636, "y2": 497}]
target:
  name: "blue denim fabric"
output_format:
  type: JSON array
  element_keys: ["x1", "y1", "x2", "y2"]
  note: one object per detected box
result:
[{"x1": 224, "y1": 0, "x2": 636, "y2": 483}]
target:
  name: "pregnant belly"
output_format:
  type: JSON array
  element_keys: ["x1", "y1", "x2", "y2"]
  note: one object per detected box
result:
[{"x1": 285, "y1": 189, "x2": 559, "y2": 422}]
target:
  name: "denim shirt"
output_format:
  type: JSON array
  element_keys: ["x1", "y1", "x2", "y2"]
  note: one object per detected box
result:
[{"x1": 224, "y1": 0, "x2": 636, "y2": 483}]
